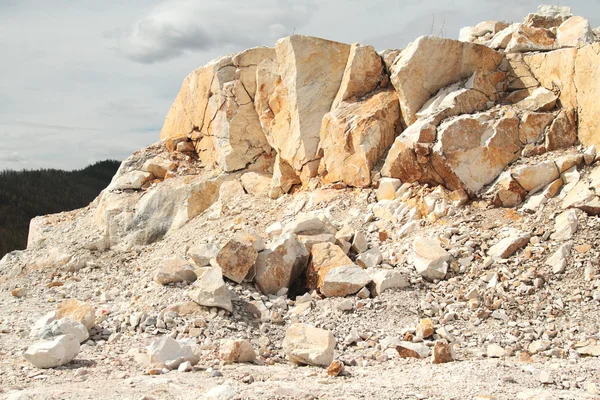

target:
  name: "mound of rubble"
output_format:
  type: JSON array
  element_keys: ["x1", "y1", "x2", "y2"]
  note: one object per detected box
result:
[{"x1": 2, "y1": 4, "x2": 600, "y2": 399}]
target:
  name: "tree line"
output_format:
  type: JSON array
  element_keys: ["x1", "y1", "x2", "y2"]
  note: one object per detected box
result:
[{"x1": 0, "y1": 160, "x2": 120, "y2": 259}]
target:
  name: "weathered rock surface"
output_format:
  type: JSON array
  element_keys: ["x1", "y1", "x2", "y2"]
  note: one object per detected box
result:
[
  {"x1": 216, "y1": 239, "x2": 258, "y2": 284},
  {"x1": 188, "y1": 267, "x2": 232, "y2": 312},
  {"x1": 282, "y1": 323, "x2": 335, "y2": 367},
  {"x1": 390, "y1": 36, "x2": 503, "y2": 127},
  {"x1": 488, "y1": 231, "x2": 531, "y2": 259},
  {"x1": 306, "y1": 242, "x2": 353, "y2": 291},
  {"x1": 146, "y1": 336, "x2": 199, "y2": 369},
  {"x1": 55, "y1": 300, "x2": 95, "y2": 331},
  {"x1": 320, "y1": 265, "x2": 371, "y2": 297},
  {"x1": 24, "y1": 334, "x2": 80, "y2": 369},
  {"x1": 219, "y1": 339, "x2": 256, "y2": 363},
  {"x1": 254, "y1": 233, "x2": 310, "y2": 295},
  {"x1": 412, "y1": 237, "x2": 450, "y2": 280},
  {"x1": 154, "y1": 258, "x2": 197, "y2": 285},
  {"x1": 35, "y1": 318, "x2": 89, "y2": 344}
]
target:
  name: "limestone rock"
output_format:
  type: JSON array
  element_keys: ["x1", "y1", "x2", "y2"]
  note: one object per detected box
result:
[
  {"x1": 416, "y1": 318, "x2": 434, "y2": 338},
  {"x1": 24, "y1": 334, "x2": 80, "y2": 369},
  {"x1": 506, "y1": 26, "x2": 557, "y2": 53},
  {"x1": 203, "y1": 386, "x2": 237, "y2": 400},
  {"x1": 332, "y1": 43, "x2": 384, "y2": 109},
  {"x1": 487, "y1": 344, "x2": 506, "y2": 358},
  {"x1": 107, "y1": 171, "x2": 153, "y2": 191},
  {"x1": 306, "y1": 242, "x2": 353, "y2": 291},
  {"x1": 219, "y1": 339, "x2": 256, "y2": 363},
  {"x1": 147, "y1": 336, "x2": 199, "y2": 369},
  {"x1": 319, "y1": 90, "x2": 401, "y2": 187},
  {"x1": 270, "y1": 154, "x2": 301, "y2": 197},
  {"x1": 396, "y1": 342, "x2": 431, "y2": 359},
  {"x1": 412, "y1": 237, "x2": 450, "y2": 280},
  {"x1": 128, "y1": 173, "x2": 226, "y2": 245},
  {"x1": 282, "y1": 323, "x2": 335, "y2": 367},
  {"x1": 35, "y1": 318, "x2": 89, "y2": 344},
  {"x1": 351, "y1": 231, "x2": 368, "y2": 254},
  {"x1": 240, "y1": 172, "x2": 272, "y2": 197},
  {"x1": 218, "y1": 180, "x2": 246, "y2": 202},
  {"x1": 286, "y1": 214, "x2": 336, "y2": 236},
  {"x1": 30, "y1": 312, "x2": 57, "y2": 339},
  {"x1": 368, "y1": 269, "x2": 409, "y2": 296},
  {"x1": 154, "y1": 258, "x2": 197, "y2": 285},
  {"x1": 56, "y1": 300, "x2": 95, "y2": 331},
  {"x1": 431, "y1": 112, "x2": 521, "y2": 194},
  {"x1": 551, "y1": 209, "x2": 578, "y2": 240},
  {"x1": 574, "y1": 43, "x2": 600, "y2": 148},
  {"x1": 320, "y1": 265, "x2": 371, "y2": 298},
  {"x1": 187, "y1": 243, "x2": 220, "y2": 267},
  {"x1": 516, "y1": 87, "x2": 557, "y2": 112},
  {"x1": 377, "y1": 178, "x2": 402, "y2": 201},
  {"x1": 216, "y1": 240, "x2": 258, "y2": 284},
  {"x1": 142, "y1": 156, "x2": 176, "y2": 179},
  {"x1": 390, "y1": 36, "x2": 503, "y2": 127},
  {"x1": 518, "y1": 112, "x2": 555, "y2": 145},
  {"x1": 546, "y1": 241, "x2": 573, "y2": 274},
  {"x1": 545, "y1": 108, "x2": 577, "y2": 151},
  {"x1": 557, "y1": 16, "x2": 594, "y2": 48},
  {"x1": 524, "y1": 48, "x2": 577, "y2": 110},
  {"x1": 257, "y1": 36, "x2": 351, "y2": 173},
  {"x1": 512, "y1": 161, "x2": 560, "y2": 193},
  {"x1": 188, "y1": 267, "x2": 232, "y2": 312},
  {"x1": 488, "y1": 231, "x2": 531, "y2": 259},
  {"x1": 356, "y1": 247, "x2": 383, "y2": 269},
  {"x1": 254, "y1": 233, "x2": 309, "y2": 295},
  {"x1": 431, "y1": 341, "x2": 455, "y2": 364}
]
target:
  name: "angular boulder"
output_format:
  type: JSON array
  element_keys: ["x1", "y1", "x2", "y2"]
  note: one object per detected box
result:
[
  {"x1": 35, "y1": 318, "x2": 89, "y2": 344},
  {"x1": 154, "y1": 258, "x2": 197, "y2": 285},
  {"x1": 188, "y1": 267, "x2": 232, "y2": 312},
  {"x1": 319, "y1": 90, "x2": 401, "y2": 187},
  {"x1": 55, "y1": 300, "x2": 95, "y2": 331},
  {"x1": 488, "y1": 231, "x2": 531, "y2": 259},
  {"x1": 320, "y1": 265, "x2": 371, "y2": 298},
  {"x1": 412, "y1": 237, "x2": 450, "y2": 280},
  {"x1": 389, "y1": 36, "x2": 503, "y2": 127},
  {"x1": 306, "y1": 242, "x2": 353, "y2": 291},
  {"x1": 24, "y1": 334, "x2": 80, "y2": 369},
  {"x1": 146, "y1": 336, "x2": 199, "y2": 369},
  {"x1": 219, "y1": 339, "x2": 256, "y2": 363},
  {"x1": 254, "y1": 233, "x2": 310, "y2": 295},
  {"x1": 557, "y1": 16, "x2": 594, "y2": 48},
  {"x1": 256, "y1": 36, "x2": 351, "y2": 175},
  {"x1": 216, "y1": 239, "x2": 258, "y2": 284},
  {"x1": 282, "y1": 323, "x2": 335, "y2": 367}
]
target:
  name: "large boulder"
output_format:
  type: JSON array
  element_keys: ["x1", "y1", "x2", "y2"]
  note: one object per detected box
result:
[
  {"x1": 524, "y1": 48, "x2": 577, "y2": 109},
  {"x1": 256, "y1": 36, "x2": 351, "y2": 177},
  {"x1": 188, "y1": 267, "x2": 232, "y2": 312},
  {"x1": 430, "y1": 111, "x2": 521, "y2": 194},
  {"x1": 254, "y1": 233, "x2": 310, "y2": 295},
  {"x1": 282, "y1": 323, "x2": 335, "y2": 367},
  {"x1": 319, "y1": 90, "x2": 401, "y2": 187},
  {"x1": 389, "y1": 36, "x2": 503, "y2": 127},
  {"x1": 216, "y1": 239, "x2": 258, "y2": 284},
  {"x1": 24, "y1": 334, "x2": 80, "y2": 369},
  {"x1": 306, "y1": 242, "x2": 353, "y2": 291},
  {"x1": 160, "y1": 49, "x2": 275, "y2": 172},
  {"x1": 127, "y1": 173, "x2": 226, "y2": 245},
  {"x1": 506, "y1": 26, "x2": 557, "y2": 53},
  {"x1": 331, "y1": 43, "x2": 384, "y2": 109}
]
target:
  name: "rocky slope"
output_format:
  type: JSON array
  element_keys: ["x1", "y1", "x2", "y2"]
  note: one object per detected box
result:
[{"x1": 2, "y1": 5, "x2": 600, "y2": 400}]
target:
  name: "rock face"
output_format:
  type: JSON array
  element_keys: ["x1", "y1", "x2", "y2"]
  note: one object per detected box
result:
[
  {"x1": 24, "y1": 334, "x2": 80, "y2": 369},
  {"x1": 257, "y1": 36, "x2": 351, "y2": 178},
  {"x1": 389, "y1": 36, "x2": 503, "y2": 127},
  {"x1": 319, "y1": 90, "x2": 401, "y2": 187},
  {"x1": 282, "y1": 323, "x2": 335, "y2": 367}
]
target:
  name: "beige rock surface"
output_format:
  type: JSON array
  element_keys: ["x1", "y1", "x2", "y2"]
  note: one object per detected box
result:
[
  {"x1": 55, "y1": 300, "x2": 95, "y2": 330},
  {"x1": 306, "y1": 242, "x2": 353, "y2": 291},
  {"x1": 282, "y1": 323, "x2": 335, "y2": 367},
  {"x1": 216, "y1": 240, "x2": 258, "y2": 284},
  {"x1": 390, "y1": 36, "x2": 503, "y2": 127},
  {"x1": 575, "y1": 43, "x2": 600, "y2": 148},
  {"x1": 319, "y1": 90, "x2": 401, "y2": 187}
]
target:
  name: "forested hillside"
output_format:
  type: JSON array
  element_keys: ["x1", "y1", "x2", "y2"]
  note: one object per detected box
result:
[{"x1": 0, "y1": 160, "x2": 120, "y2": 258}]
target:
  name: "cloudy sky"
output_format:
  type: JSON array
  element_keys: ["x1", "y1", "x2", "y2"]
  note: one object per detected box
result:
[{"x1": 0, "y1": 0, "x2": 598, "y2": 171}]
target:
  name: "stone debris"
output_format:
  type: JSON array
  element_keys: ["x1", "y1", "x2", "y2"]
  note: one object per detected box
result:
[
  {"x1": 24, "y1": 334, "x2": 80, "y2": 369},
  {"x1": 219, "y1": 339, "x2": 256, "y2": 363},
  {"x1": 146, "y1": 336, "x2": 199, "y2": 369},
  {"x1": 282, "y1": 323, "x2": 335, "y2": 367},
  {"x1": 488, "y1": 231, "x2": 531, "y2": 259}
]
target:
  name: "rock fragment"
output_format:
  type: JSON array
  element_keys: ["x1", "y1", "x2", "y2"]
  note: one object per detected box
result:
[
  {"x1": 188, "y1": 267, "x2": 232, "y2": 312},
  {"x1": 24, "y1": 334, "x2": 80, "y2": 369},
  {"x1": 219, "y1": 339, "x2": 256, "y2": 363},
  {"x1": 282, "y1": 323, "x2": 335, "y2": 367},
  {"x1": 412, "y1": 237, "x2": 450, "y2": 280},
  {"x1": 154, "y1": 258, "x2": 197, "y2": 285}
]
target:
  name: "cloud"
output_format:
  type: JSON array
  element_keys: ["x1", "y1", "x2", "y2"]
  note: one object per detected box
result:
[
  {"x1": 119, "y1": 0, "x2": 317, "y2": 63},
  {"x1": 1, "y1": 151, "x2": 25, "y2": 163}
]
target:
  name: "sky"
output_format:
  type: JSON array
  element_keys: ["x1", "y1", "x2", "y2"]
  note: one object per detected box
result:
[{"x1": 0, "y1": 0, "x2": 598, "y2": 171}]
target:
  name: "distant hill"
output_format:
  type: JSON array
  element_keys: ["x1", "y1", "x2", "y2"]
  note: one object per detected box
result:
[{"x1": 0, "y1": 160, "x2": 120, "y2": 259}]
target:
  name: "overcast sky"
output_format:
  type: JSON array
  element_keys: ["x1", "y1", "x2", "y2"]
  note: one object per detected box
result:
[{"x1": 0, "y1": 0, "x2": 598, "y2": 171}]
